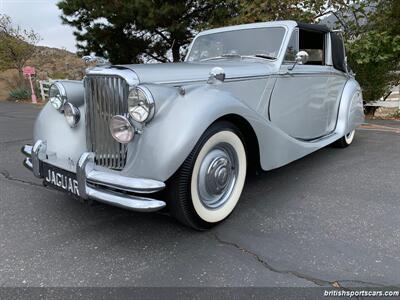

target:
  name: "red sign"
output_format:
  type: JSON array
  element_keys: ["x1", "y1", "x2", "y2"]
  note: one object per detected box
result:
[
  {"x1": 22, "y1": 66, "x2": 37, "y2": 104},
  {"x1": 22, "y1": 66, "x2": 36, "y2": 76}
]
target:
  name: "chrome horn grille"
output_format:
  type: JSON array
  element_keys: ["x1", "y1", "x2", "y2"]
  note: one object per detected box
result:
[{"x1": 84, "y1": 75, "x2": 129, "y2": 170}]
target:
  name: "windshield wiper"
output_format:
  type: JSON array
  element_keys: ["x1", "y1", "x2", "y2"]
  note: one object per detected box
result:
[
  {"x1": 200, "y1": 53, "x2": 242, "y2": 61},
  {"x1": 200, "y1": 53, "x2": 276, "y2": 62},
  {"x1": 252, "y1": 54, "x2": 276, "y2": 60}
]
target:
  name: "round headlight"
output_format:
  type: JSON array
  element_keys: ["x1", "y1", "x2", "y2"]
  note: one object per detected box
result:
[
  {"x1": 49, "y1": 82, "x2": 67, "y2": 111},
  {"x1": 128, "y1": 86, "x2": 155, "y2": 123},
  {"x1": 63, "y1": 102, "x2": 80, "y2": 127},
  {"x1": 109, "y1": 115, "x2": 135, "y2": 144}
]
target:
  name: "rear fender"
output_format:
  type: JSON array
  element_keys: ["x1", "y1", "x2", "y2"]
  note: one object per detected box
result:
[{"x1": 336, "y1": 78, "x2": 365, "y2": 136}]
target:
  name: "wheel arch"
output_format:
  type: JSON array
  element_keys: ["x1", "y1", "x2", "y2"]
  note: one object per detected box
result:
[
  {"x1": 336, "y1": 78, "x2": 365, "y2": 136},
  {"x1": 122, "y1": 84, "x2": 263, "y2": 181},
  {"x1": 213, "y1": 114, "x2": 261, "y2": 172}
]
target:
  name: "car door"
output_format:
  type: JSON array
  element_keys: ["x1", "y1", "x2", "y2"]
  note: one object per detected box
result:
[{"x1": 269, "y1": 28, "x2": 336, "y2": 140}]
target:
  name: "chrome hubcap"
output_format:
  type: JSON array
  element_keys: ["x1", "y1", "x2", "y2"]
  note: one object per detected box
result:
[{"x1": 197, "y1": 143, "x2": 238, "y2": 209}]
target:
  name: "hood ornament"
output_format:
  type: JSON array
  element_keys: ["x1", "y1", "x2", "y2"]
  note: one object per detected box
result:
[{"x1": 82, "y1": 53, "x2": 110, "y2": 66}]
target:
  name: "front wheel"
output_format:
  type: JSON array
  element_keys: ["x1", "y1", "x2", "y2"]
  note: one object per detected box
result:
[
  {"x1": 167, "y1": 122, "x2": 247, "y2": 230},
  {"x1": 333, "y1": 129, "x2": 356, "y2": 148}
]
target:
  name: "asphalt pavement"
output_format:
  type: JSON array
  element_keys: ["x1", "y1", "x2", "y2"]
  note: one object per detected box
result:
[{"x1": 0, "y1": 101, "x2": 399, "y2": 289}]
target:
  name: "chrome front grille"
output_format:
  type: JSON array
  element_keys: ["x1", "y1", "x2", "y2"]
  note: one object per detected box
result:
[{"x1": 84, "y1": 75, "x2": 129, "y2": 170}]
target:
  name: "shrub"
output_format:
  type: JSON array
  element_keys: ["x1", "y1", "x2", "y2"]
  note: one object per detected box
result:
[
  {"x1": 391, "y1": 109, "x2": 400, "y2": 119},
  {"x1": 8, "y1": 86, "x2": 31, "y2": 101}
]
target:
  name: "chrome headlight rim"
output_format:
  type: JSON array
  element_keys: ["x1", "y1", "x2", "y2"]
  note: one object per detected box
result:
[
  {"x1": 63, "y1": 102, "x2": 80, "y2": 128},
  {"x1": 128, "y1": 85, "x2": 155, "y2": 123},
  {"x1": 109, "y1": 115, "x2": 135, "y2": 144},
  {"x1": 49, "y1": 82, "x2": 67, "y2": 112}
]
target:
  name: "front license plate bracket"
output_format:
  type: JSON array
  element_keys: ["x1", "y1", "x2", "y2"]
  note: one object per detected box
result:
[{"x1": 42, "y1": 164, "x2": 80, "y2": 196}]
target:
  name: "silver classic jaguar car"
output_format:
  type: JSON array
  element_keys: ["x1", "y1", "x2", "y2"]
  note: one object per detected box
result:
[{"x1": 22, "y1": 21, "x2": 364, "y2": 230}]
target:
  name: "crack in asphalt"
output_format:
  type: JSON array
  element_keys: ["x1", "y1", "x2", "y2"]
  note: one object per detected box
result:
[
  {"x1": 213, "y1": 233, "x2": 392, "y2": 289},
  {"x1": 0, "y1": 111, "x2": 37, "y2": 120},
  {"x1": 0, "y1": 138, "x2": 31, "y2": 145},
  {"x1": 213, "y1": 233, "x2": 328, "y2": 286},
  {"x1": 0, "y1": 114, "x2": 20, "y2": 120},
  {"x1": 0, "y1": 169, "x2": 45, "y2": 189}
]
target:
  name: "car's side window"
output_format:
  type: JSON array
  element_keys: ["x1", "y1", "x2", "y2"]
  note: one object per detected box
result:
[
  {"x1": 299, "y1": 29, "x2": 325, "y2": 65},
  {"x1": 283, "y1": 29, "x2": 299, "y2": 63}
]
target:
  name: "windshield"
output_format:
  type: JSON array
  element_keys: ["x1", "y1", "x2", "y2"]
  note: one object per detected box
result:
[{"x1": 186, "y1": 27, "x2": 286, "y2": 62}]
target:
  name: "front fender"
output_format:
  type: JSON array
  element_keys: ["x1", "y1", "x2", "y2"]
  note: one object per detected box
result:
[
  {"x1": 33, "y1": 102, "x2": 87, "y2": 172},
  {"x1": 123, "y1": 84, "x2": 257, "y2": 181},
  {"x1": 33, "y1": 80, "x2": 86, "y2": 172}
]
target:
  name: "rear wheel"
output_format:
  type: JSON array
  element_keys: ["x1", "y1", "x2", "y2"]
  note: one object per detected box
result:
[
  {"x1": 167, "y1": 121, "x2": 247, "y2": 230},
  {"x1": 334, "y1": 129, "x2": 356, "y2": 148}
]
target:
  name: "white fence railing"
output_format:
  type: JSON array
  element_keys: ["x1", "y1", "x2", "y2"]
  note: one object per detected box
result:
[{"x1": 39, "y1": 79, "x2": 55, "y2": 101}]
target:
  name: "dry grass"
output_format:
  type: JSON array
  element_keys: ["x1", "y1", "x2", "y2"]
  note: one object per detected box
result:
[{"x1": 0, "y1": 45, "x2": 86, "y2": 101}]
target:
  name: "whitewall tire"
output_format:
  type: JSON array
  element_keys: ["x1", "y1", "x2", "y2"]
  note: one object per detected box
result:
[
  {"x1": 167, "y1": 121, "x2": 247, "y2": 230},
  {"x1": 334, "y1": 129, "x2": 356, "y2": 148}
]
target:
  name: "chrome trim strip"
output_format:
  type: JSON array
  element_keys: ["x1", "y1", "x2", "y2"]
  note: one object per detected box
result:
[
  {"x1": 225, "y1": 75, "x2": 270, "y2": 82},
  {"x1": 86, "y1": 67, "x2": 139, "y2": 86},
  {"x1": 277, "y1": 72, "x2": 332, "y2": 77},
  {"x1": 87, "y1": 170, "x2": 165, "y2": 194},
  {"x1": 295, "y1": 132, "x2": 338, "y2": 143},
  {"x1": 158, "y1": 74, "x2": 271, "y2": 86},
  {"x1": 86, "y1": 186, "x2": 166, "y2": 212}
]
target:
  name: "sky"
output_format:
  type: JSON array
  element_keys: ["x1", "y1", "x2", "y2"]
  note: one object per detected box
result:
[{"x1": 0, "y1": 0, "x2": 77, "y2": 52}]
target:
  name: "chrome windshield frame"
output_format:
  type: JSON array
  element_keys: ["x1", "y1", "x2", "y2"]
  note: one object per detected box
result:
[{"x1": 185, "y1": 24, "x2": 289, "y2": 63}]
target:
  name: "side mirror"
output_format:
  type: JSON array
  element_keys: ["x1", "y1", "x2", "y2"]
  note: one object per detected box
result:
[
  {"x1": 207, "y1": 67, "x2": 225, "y2": 84},
  {"x1": 295, "y1": 51, "x2": 309, "y2": 65},
  {"x1": 288, "y1": 51, "x2": 309, "y2": 71}
]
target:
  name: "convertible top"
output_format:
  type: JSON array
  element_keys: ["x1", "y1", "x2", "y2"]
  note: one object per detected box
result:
[
  {"x1": 331, "y1": 32, "x2": 347, "y2": 73},
  {"x1": 296, "y1": 22, "x2": 331, "y2": 33}
]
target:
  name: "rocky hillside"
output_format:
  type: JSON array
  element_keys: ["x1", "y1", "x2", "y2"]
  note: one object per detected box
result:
[{"x1": 0, "y1": 45, "x2": 86, "y2": 100}]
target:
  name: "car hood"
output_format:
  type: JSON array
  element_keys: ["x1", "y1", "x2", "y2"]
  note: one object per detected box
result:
[{"x1": 117, "y1": 61, "x2": 275, "y2": 84}]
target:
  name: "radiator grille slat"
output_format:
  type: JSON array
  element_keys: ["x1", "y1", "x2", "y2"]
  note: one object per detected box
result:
[{"x1": 84, "y1": 75, "x2": 129, "y2": 170}]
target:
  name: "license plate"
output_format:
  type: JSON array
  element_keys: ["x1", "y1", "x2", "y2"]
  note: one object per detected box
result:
[{"x1": 43, "y1": 164, "x2": 80, "y2": 196}]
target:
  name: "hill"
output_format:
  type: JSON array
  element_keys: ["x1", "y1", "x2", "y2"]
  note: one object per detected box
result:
[{"x1": 0, "y1": 45, "x2": 86, "y2": 100}]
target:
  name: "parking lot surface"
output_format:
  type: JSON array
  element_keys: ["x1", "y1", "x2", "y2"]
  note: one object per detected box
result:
[{"x1": 0, "y1": 102, "x2": 399, "y2": 288}]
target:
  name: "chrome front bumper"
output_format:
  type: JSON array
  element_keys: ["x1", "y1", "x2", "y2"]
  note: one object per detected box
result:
[{"x1": 22, "y1": 140, "x2": 166, "y2": 212}]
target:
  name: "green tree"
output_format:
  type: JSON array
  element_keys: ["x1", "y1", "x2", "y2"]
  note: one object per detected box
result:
[
  {"x1": 231, "y1": 0, "x2": 328, "y2": 24},
  {"x1": 57, "y1": 0, "x2": 238, "y2": 63},
  {"x1": 58, "y1": 0, "x2": 400, "y2": 116},
  {"x1": 0, "y1": 14, "x2": 41, "y2": 82},
  {"x1": 233, "y1": 0, "x2": 400, "y2": 114},
  {"x1": 335, "y1": 0, "x2": 400, "y2": 114}
]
